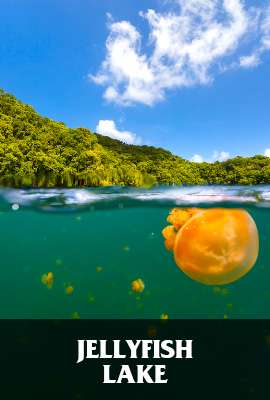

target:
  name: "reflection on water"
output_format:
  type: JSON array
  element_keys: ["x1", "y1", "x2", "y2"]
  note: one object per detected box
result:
[{"x1": 0, "y1": 185, "x2": 269, "y2": 319}]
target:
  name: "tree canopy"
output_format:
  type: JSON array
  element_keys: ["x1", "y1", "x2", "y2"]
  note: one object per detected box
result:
[{"x1": 0, "y1": 89, "x2": 269, "y2": 187}]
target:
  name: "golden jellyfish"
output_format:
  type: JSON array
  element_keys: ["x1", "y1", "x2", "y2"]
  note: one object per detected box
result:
[
  {"x1": 71, "y1": 312, "x2": 80, "y2": 320},
  {"x1": 160, "y1": 313, "x2": 169, "y2": 320},
  {"x1": 162, "y1": 208, "x2": 259, "y2": 285},
  {"x1": 65, "y1": 285, "x2": 74, "y2": 295},
  {"x1": 131, "y1": 278, "x2": 145, "y2": 293},
  {"x1": 87, "y1": 293, "x2": 95, "y2": 303},
  {"x1": 41, "y1": 272, "x2": 54, "y2": 289},
  {"x1": 147, "y1": 325, "x2": 157, "y2": 338},
  {"x1": 265, "y1": 336, "x2": 270, "y2": 348}
]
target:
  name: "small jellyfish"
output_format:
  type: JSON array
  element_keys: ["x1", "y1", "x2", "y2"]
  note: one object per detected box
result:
[
  {"x1": 163, "y1": 208, "x2": 259, "y2": 285},
  {"x1": 87, "y1": 293, "x2": 95, "y2": 303},
  {"x1": 213, "y1": 287, "x2": 222, "y2": 295},
  {"x1": 221, "y1": 288, "x2": 230, "y2": 296},
  {"x1": 65, "y1": 285, "x2": 74, "y2": 295},
  {"x1": 213, "y1": 287, "x2": 230, "y2": 296},
  {"x1": 71, "y1": 312, "x2": 80, "y2": 320},
  {"x1": 131, "y1": 278, "x2": 145, "y2": 293},
  {"x1": 96, "y1": 266, "x2": 103, "y2": 273},
  {"x1": 160, "y1": 313, "x2": 169, "y2": 320},
  {"x1": 55, "y1": 258, "x2": 63, "y2": 267},
  {"x1": 147, "y1": 325, "x2": 157, "y2": 338},
  {"x1": 41, "y1": 272, "x2": 54, "y2": 289},
  {"x1": 265, "y1": 336, "x2": 270, "y2": 348}
]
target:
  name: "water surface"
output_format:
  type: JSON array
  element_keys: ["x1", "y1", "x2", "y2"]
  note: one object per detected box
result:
[{"x1": 1, "y1": 185, "x2": 270, "y2": 319}]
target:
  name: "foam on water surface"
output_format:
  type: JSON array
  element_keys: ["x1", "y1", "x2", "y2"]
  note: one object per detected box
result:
[{"x1": 0, "y1": 185, "x2": 269, "y2": 211}]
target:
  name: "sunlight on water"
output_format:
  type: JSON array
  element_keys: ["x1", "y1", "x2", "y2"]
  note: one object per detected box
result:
[{"x1": 0, "y1": 185, "x2": 270, "y2": 319}]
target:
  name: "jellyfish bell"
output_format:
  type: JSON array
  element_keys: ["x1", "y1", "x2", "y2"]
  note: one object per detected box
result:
[
  {"x1": 172, "y1": 208, "x2": 259, "y2": 285},
  {"x1": 65, "y1": 285, "x2": 74, "y2": 295},
  {"x1": 41, "y1": 272, "x2": 54, "y2": 289},
  {"x1": 131, "y1": 278, "x2": 145, "y2": 293}
]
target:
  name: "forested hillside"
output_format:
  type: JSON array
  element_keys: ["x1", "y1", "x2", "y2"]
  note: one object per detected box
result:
[{"x1": 0, "y1": 89, "x2": 269, "y2": 187}]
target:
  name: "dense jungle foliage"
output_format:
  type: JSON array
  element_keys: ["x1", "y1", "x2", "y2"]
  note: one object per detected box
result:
[{"x1": 0, "y1": 89, "x2": 269, "y2": 187}]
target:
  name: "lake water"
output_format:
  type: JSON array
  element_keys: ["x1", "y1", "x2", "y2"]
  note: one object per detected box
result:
[{"x1": 1, "y1": 185, "x2": 270, "y2": 319}]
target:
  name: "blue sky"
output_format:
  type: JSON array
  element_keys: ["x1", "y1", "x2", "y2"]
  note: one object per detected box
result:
[{"x1": 0, "y1": 0, "x2": 270, "y2": 161}]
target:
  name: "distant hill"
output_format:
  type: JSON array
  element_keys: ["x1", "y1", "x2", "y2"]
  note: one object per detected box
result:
[{"x1": 0, "y1": 88, "x2": 269, "y2": 187}]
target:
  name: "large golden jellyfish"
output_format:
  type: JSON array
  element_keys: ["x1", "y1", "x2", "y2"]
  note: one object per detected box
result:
[{"x1": 162, "y1": 208, "x2": 259, "y2": 285}]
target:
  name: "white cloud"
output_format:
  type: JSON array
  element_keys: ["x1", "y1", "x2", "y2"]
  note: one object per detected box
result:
[
  {"x1": 261, "y1": 5, "x2": 270, "y2": 50},
  {"x1": 96, "y1": 120, "x2": 140, "y2": 144},
  {"x1": 237, "y1": 5, "x2": 270, "y2": 69},
  {"x1": 191, "y1": 150, "x2": 230, "y2": 163},
  {"x1": 264, "y1": 148, "x2": 270, "y2": 157},
  {"x1": 239, "y1": 53, "x2": 261, "y2": 68},
  {"x1": 91, "y1": 0, "x2": 270, "y2": 106},
  {"x1": 191, "y1": 154, "x2": 204, "y2": 163},
  {"x1": 212, "y1": 150, "x2": 230, "y2": 162}
]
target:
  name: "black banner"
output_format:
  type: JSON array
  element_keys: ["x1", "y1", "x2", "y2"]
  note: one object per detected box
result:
[{"x1": 0, "y1": 320, "x2": 270, "y2": 398}]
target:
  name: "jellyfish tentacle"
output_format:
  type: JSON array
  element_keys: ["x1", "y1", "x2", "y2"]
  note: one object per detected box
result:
[{"x1": 162, "y1": 226, "x2": 177, "y2": 251}]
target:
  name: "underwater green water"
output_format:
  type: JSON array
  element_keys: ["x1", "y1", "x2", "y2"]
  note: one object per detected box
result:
[{"x1": 1, "y1": 186, "x2": 270, "y2": 319}]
